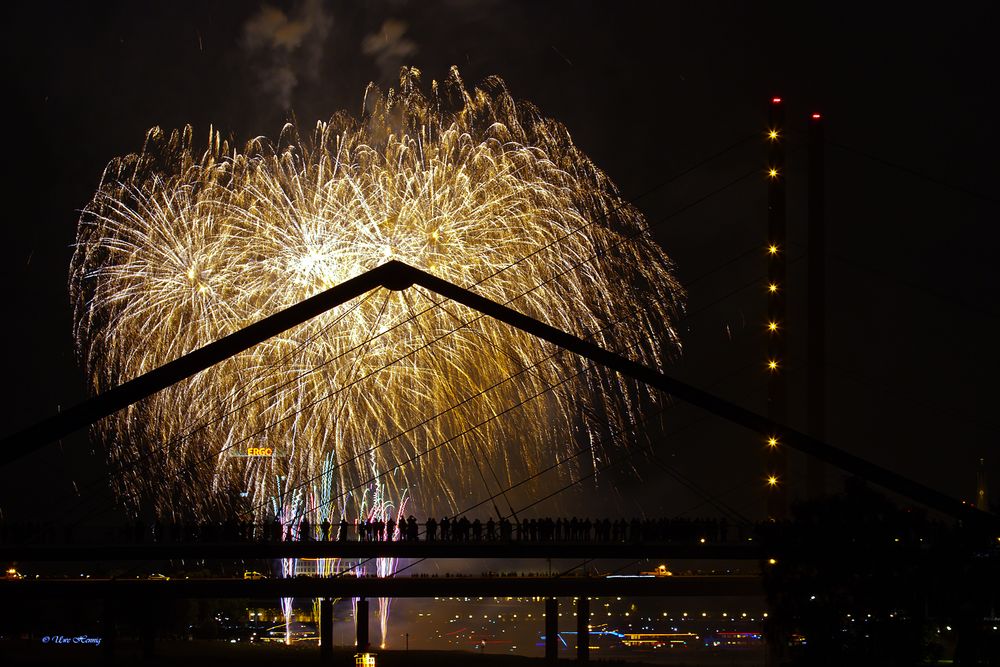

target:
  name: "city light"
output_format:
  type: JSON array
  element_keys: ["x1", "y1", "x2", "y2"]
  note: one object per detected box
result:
[
  {"x1": 767, "y1": 129, "x2": 779, "y2": 140},
  {"x1": 767, "y1": 244, "x2": 779, "y2": 255},
  {"x1": 767, "y1": 359, "x2": 779, "y2": 372},
  {"x1": 767, "y1": 283, "x2": 779, "y2": 293},
  {"x1": 767, "y1": 475, "x2": 779, "y2": 487},
  {"x1": 767, "y1": 167, "x2": 779, "y2": 178},
  {"x1": 767, "y1": 321, "x2": 779, "y2": 332},
  {"x1": 767, "y1": 436, "x2": 779, "y2": 448}
]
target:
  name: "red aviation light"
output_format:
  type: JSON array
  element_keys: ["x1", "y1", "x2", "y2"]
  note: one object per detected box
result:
[
  {"x1": 771, "y1": 97, "x2": 782, "y2": 104},
  {"x1": 811, "y1": 113, "x2": 822, "y2": 119}
]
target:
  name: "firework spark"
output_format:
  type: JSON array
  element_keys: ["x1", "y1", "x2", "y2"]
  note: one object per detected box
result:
[{"x1": 71, "y1": 66, "x2": 683, "y2": 523}]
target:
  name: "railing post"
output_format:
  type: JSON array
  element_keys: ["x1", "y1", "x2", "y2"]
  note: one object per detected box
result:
[
  {"x1": 320, "y1": 597, "x2": 333, "y2": 660},
  {"x1": 545, "y1": 597, "x2": 558, "y2": 663},
  {"x1": 576, "y1": 597, "x2": 590, "y2": 662},
  {"x1": 356, "y1": 597, "x2": 370, "y2": 652}
]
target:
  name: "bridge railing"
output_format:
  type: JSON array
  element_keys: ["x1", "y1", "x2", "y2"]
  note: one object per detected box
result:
[{"x1": 2, "y1": 516, "x2": 761, "y2": 547}]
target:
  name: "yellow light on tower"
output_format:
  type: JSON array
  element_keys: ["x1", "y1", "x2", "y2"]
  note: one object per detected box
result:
[
  {"x1": 767, "y1": 167, "x2": 779, "y2": 179},
  {"x1": 767, "y1": 436, "x2": 779, "y2": 448},
  {"x1": 767, "y1": 475, "x2": 779, "y2": 487},
  {"x1": 767, "y1": 283, "x2": 779, "y2": 293},
  {"x1": 767, "y1": 129, "x2": 779, "y2": 140},
  {"x1": 767, "y1": 321, "x2": 779, "y2": 332},
  {"x1": 767, "y1": 244, "x2": 779, "y2": 255},
  {"x1": 767, "y1": 359, "x2": 779, "y2": 372}
]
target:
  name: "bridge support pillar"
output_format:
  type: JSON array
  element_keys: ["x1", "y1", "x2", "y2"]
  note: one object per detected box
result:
[
  {"x1": 320, "y1": 598, "x2": 333, "y2": 659},
  {"x1": 356, "y1": 597, "x2": 370, "y2": 652},
  {"x1": 576, "y1": 597, "x2": 589, "y2": 662},
  {"x1": 101, "y1": 597, "x2": 115, "y2": 659},
  {"x1": 545, "y1": 597, "x2": 558, "y2": 663},
  {"x1": 140, "y1": 597, "x2": 155, "y2": 660}
]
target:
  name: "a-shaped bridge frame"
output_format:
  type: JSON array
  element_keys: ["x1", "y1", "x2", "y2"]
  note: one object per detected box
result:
[{"x1": 2, "y1": 260, "x2": 995, "y2": 530}]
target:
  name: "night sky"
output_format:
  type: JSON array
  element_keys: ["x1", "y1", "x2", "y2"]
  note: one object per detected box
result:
[{"x1": 2, "y1": 1, "x2": 997, "y2": 525}]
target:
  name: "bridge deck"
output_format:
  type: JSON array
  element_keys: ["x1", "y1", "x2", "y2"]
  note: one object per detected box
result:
[
  {"x1": 0, "y1": 540, "x2": 763, "y2": 562},
  {"x1": 0, "y1": 574, "x2": 763, "y2": 599}
]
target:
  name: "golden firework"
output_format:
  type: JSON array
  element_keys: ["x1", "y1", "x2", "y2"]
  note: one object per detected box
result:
[{"x1": 71, "y1": 67, "x2": 684, "y2": 521}]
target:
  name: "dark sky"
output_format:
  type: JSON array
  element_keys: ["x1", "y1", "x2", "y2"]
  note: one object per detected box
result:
[{"x1": 1, "y1": 1, "x2": 997, "y2": 525}]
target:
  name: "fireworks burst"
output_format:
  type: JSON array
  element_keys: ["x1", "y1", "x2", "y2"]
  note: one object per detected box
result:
[{"x1": 70, "y1": 66, "x2": 683, "y2": 522}]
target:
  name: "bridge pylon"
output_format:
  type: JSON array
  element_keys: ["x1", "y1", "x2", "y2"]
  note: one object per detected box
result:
[
  {"x1": 576, "y1": 597, "x2": 590, "y2": 662},
  {"x1": 545, "y1": 597, "x2": 558, "y2": 663},
  {"x1": 766, "y1": 95, "x2": 789, "y2": 520}
]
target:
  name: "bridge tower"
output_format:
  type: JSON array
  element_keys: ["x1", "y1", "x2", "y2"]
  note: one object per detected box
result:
[
  {"x1": 765, "y1": 96, "x2": 789, "y2": 519},
  {"x1": 807, "y1": 110, "x2": 828, "y2": 499}
]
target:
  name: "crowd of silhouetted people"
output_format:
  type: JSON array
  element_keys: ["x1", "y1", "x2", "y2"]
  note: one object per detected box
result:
[
  {"x1": 3, "y1": 510, "x2": 964, "y2": 549},
  {"x1": 1, "y1": 515, "x2": 759, "y2": 546}
]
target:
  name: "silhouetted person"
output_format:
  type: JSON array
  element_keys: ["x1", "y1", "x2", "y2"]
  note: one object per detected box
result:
[
  {"x1": 320, "y1": 518, "x2": 331, "y2": 541},
  {"x1": 133, "y1": 519, "x2": 145, "y2": 544},
  {"x1": 426, "y1": 517, "x2": 438, "y2": 541},
  {"x1": 202, "y1": 521, "x2": 216, "y2": 543},
  {"x1": 223, "y1": 518, "x2": 236, "y2": 541},
  {"x1": 440, "y1": 517, "x2": 451, "y2": 541},
  {"x1": 338, "y1": 518, "x2": 349, "y2": 542},
  {"x1": 406, "y1": 515, "x2": 418, "y2": 540},
  {"x1": 486, "y1": 518, "x2": 496, "y2": 541},
  {"x1": 458, "y1": 516, "x2": 470, "y2": 541},
  {"x1": 386, "y1": 518, "x2": 395, "y2": 541}
]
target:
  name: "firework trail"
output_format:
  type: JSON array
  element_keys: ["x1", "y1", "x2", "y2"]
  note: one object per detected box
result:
[
  {"x1": 70, "y1": 66, "x2": 683, "y2": 525},
  {"x1": 271, "y1": 491, "x2": 302, "y2": 645},
  {"x1": 355, "y1": 473, "x2": 409, "y2": 647}
]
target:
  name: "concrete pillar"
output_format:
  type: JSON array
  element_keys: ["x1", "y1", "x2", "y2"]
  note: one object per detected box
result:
[
  {"x1": 320, "y1": 598, "x2": 333, "y2": 659},
  {"x1": 576, "y1": 597, "x2": 590, "y2": 662},
  {"x1": 140, "y1": 598, "x2": 155, "y2": 660},
  {"x1": 356, "y1": 597, "x2": 370, "y2": 652},
  {"x1": 545, "y1": 597, "x2": 558, "y2": 663},
  {"x1": 101, "y1": 597, "x2": 115, "y2": 659}
]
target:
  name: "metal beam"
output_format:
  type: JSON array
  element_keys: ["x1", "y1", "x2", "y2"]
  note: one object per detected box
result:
[
  {"x1": 2, "y1": 260, "x2": 995, "y2": 530},
  {"x1": 0, "y1": 574, "x2": 764, "y2": 601},
  {"x1": 402, "y1": 263, "x2": 997, "y2": 530},
  {"x1": 0, "y1": 264, "x2": 394, "y2": 465}
]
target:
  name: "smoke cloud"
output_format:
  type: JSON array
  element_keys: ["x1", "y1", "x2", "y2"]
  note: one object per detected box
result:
[
  {"x1": 242, "y1": 0, "x2": 332, "y2": 110},
  {"x1": 362, "y1": 18, "x2": 419, "y2": 82}
]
